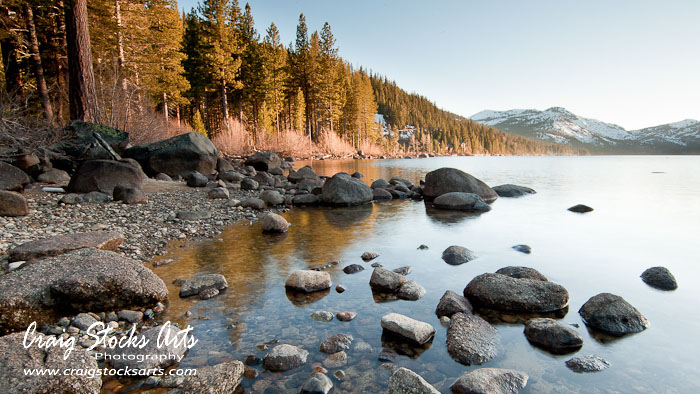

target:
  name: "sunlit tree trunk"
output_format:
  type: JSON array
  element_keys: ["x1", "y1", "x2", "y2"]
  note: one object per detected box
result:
[
  {"x1": 24, "y1": 5, "x2": 54, "y2": 122},
  {"x1": 65, "y1": 0, "x2": 97, "y2": 122}
]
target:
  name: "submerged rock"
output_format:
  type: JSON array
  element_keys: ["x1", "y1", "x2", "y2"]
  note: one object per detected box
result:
[
  {"x1": 433, "y1": 192, "x2": 491, "y2": 212},
  {"x1": 451, "y1": 368, "x2": 528, "y2": 394},
  {"x1": 493, "y1": 184, "x2": 536, "y2": 197},
  {"x1": 301, "y1": 372, "x2": 333, "y2": 394},
  {"x1": 578, "y1": 293, "x2": 649, "y2": 335},
  {"x1": 640, "y1": 266, "x2": 678, "y2": 290},
  {"x1": 370, "y1": 267, "x2": 407, "y2": 292},
  {"x1": 320, "y1": 334, "x2": 354, "y2": 354},
  {"x1": 263, "y1": 344, "x2": 309, "y2": 371},
  {"x1": 565, "y1": 355, "x2": 610, "y2": 373},
  {"x1": 495, "y1": 266, "x2": 547, "y2": 281},
  {"x1": 285, "y1": 270, "x2": 332, "y2": 292},
  {"x1": 311, "y1": 311, "x2": 335, "y2": 322},
  {"x1": 568, "y1": 204, "x2": 593, "y2": 213},
  {"x1": 397, "y1": 281, "x2": 426, "y2": 301},
  {"x1": 321, "y1": 173, "x2": 373, "y2": 205},
  {"x1": 442, "y1": 245, "x2": 478, "y2": 265},
  {"x1": 380, "y1": 313, "x2": 435, "y2": 344},
  {"x1": 511, "y1": 244, "x2": 532, "y2": 254},
  {"x1": 108, "y1": 325, "x2": 188, "y2": 374},
  {"x1": 393, "y1": 266, "x2": 413, "y2": 275},
  {"x1": 436, "y1": 290, "x2": 473, "y2": 317},
  {"x1": 423, "y1": 167, "x2": 498, "y2": 202},
  {"x1": 388, "y1": 367, "x2": 440, "y2": 394},
  {"x1": 464, "y1": 273, "x2": 569, "y2": 313},
  {"x1": 261, "y1": 213, "x2": 289, "y2": 233},
  {"x1": 322, "y1": 351, "x2": 348, "y2": 369},
  {"x1": 524, "y1": 318, "x2": 583, "y2": 353},
  {"x1": 336, "y1": 311, "x2": 357, "y2": 322},
  {"x1": 179, "y1": 273, "x2": 228, "y2": 297},
  {"x1": 172, "y1": 361, "x2": 244, "y2": 394},
  {"x1": 446, "y1": 312, "x2": 499, "y2": 366}
]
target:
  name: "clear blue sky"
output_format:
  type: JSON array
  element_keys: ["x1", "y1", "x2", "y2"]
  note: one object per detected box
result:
[{"x1": 177, "y1": 0, "x2": 700, "y2": 130}]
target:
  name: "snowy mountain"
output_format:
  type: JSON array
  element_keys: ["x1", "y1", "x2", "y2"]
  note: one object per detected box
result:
[{"x1": 470, "y1": 107, "x2": 700, "y2": 153}]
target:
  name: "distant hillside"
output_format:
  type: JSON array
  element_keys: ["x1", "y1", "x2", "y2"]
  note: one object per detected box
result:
[
  {"x1": 370, "y1": 76, "x2": 587, "y2": 155},
  {"x1": 471, "y1": 107, "x2": 700, "y2": 154}
]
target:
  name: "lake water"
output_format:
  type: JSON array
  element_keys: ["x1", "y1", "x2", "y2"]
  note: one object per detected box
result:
[{"x1": 150, "y1": 156, "x2": 700, "y2": 393}]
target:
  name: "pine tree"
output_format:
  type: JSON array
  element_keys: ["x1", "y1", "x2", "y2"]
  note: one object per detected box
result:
[{"x1": 261, "y1": 22, "x2": 287, "y2": 136}]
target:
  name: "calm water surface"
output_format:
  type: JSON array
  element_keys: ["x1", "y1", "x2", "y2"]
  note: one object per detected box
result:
[{"x1": 150, "y1": 156, "x2": 700, "y2": 393}]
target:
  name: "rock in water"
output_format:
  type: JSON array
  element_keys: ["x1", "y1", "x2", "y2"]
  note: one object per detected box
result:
[
  {"x1": 320, "y1": 334, "x2": 353, "y2": 354},
  {"x1": 311, "y1": 311, "x2": 334, "y2": 322},
  {"x1": 172, "y1": 361, "x2": 244, "y2": 394},
  {"x1": 108, "y1": 325, "x2": 187, "y2": 374},
  {"x1": 433, "y1": 192, "x2": 491, "y2": 212},
  {"x1": 124, "y1": 132, "x2": 218, "y2": 177},
  {"x1": 451, "y1": 368, "x2": 528, "y2": 394},
  {"x1": 361, "y1": 251, "x2": 380, "y2": 261},
  {"x1": 492, "y1": 184, "x2": 536, "y2": 197},
  {"x1": 464, "y1": 273, "x2": 569, "y2": 313},
  {"x1": 568, "y1": 204, "x2": 593, "y2": 213},
  {"x1": 446, "y1": 312, "x2": 499, "y2": 365},
  {"x1": 179, "y1": 274, "x2": 228, "y2": 297},
  {"x1": 423, "y1": 167, "x2": 498, "y2": 202},
  {"x1": 565, "y1": 355, "x2": 610, "y2": 373},
  {"x1": 511, "y1": 244, "x2": 532, "y2": 254},
  {"x1": 343, "y1": 264, "x2": 365, "y2": 274},
  {"x1": 321, "y1": 173, "x2": 373, "y2": 205},
  {"x1": 67, "y1": 159, "x2": 145, "y2": 194},
  {"x1": 0, "y1": 162, "x2": 30, "y2": 191},
  {"x1": 0, "y1": 190, "x2": 28, "y2": 217},
  {"x1": 244, "y1": 152, "x2": 281, "y2": 172},
  {"x1": 578, "y1": 293, "x2": 649, "y2": 335},
  {"x1": 262, "y1": 344, "x2": 309, "y2": 371},
  {"x1": 380, "y1": 313, "x2": 435, "y2": 344},
  {"x1": 388, "y1": 367, "x2": 440, "y2": 394},
  {"x1": 640, "y1": 266, "x2": 678, "y2": 290},
  {"x1": 442, "y1": 245, "x2": 478, "y2": 265},
  {"x1": 8, "y1": 231, "x2": 124, "y2": 262},
  {"x1": 301, "y1": 372, "x2": 333, "y2": 394},
  {"x1": 397, "y1": 281, "x2": 426, "y2": 301},
  {"x1": 495, "y1": 266, "x2": 547, "y2": 281},
  {"x1": 0, "y1": 332, "x2": 101, "y2": 393},
  {"x1": 436, "y1": 290, "x2": 473, "y2": 317},
  {"x1": 261, "y1": 213, "x2": 289, "y2": 233},
  {"x1": 524, "y1": 318, "x2": 583, "y2": 353},
  {"x1": 288, "y1": 165, "x2": 320, "y2": 183},
  {"x1": 285, "y1": 270, "x2": 332, "y2": 292},
  {"x1": 370, "y1": 267, "x2": 407, "y2": 292}
]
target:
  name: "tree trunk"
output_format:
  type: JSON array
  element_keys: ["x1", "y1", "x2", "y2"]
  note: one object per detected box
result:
[
  {"x1": 162, "y1": 92, "x2": 168, "y2": 124},
  {"x1": 64, "y1": 0, "x2": 97, "y2": 122},
  {"x1": 220, "y1": 78, "x2": 228, "y2": 130},
  {"x1": 54, "y1": 1, "x2": 69, "y2": 125},
  {"x1": 0, "y1": 7, "x2": 21, "y2": 94},
  {"x1": 176, "y1": 104, "x2": 180, "y2": 127},
  {"x1": 24, "y1": 5, "x2": 54, "y2": 122},
  {"x1": 115, "y1": 0, "x2": 127, "y2": 91}
]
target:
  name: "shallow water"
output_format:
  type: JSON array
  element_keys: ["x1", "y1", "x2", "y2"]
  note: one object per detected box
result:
[{"x1": 149, "y1": 156, "x2": 700, "y2": 393}]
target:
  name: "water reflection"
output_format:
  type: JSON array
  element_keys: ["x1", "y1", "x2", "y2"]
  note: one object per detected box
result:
[{"x1": 423, "y1": 203, "x2": 485, "y2": 225}]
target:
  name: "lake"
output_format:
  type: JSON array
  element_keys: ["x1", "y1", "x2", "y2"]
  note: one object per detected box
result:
[{"x1": 151, "y1": 155, "x2": 700, "y2": 393}]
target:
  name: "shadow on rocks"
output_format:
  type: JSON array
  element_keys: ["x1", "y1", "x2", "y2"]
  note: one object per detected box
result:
[{"x1": 380, "y1": 331, "x2": 433, "y2": 359}]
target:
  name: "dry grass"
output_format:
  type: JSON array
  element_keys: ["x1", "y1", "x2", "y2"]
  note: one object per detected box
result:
[
  {"x1": 0, "y1": 90, "x2": 65, "y2": 156},
  {"x1": 317, "y1": 129, "x2": 355, "y2": 157}
]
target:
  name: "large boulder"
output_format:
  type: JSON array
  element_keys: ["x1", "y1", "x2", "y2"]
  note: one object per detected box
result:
[
  {"x1": 446, "y1": 312, "x2": 499, "y2": 365},
  {"x1": 495, "y1": 266, "x2": 547, "y2": 281},
  {"x1": 107, "y1": 324, "x2": 188, "y2": 374},
  {"x1": 442, "y1": 245, "x2": 478, "y2": 265},
  {"x1": 0, "y1": 332, "x2": 101, "y2": 393},
  {"x1": 245, "y1": 152, "x2": 281, "y2": 171},
  {"x1": 388, "y1": 367, "x2": 440, "y2": 394},
  {"x1": 0, "y1": 190, "x2": 28, "y2": 217},
  {"x1": 37, "y1": 168, "x2": 71, "y2": 184},
  {"x1": 423, "y1": 168, "x2": 497, "y2": 203},
  {"x1": 285, "y1": 270, "x2": 332, "y2": 293},
  {"x1": 370, "y1": 267, "x2": 407, "y2": 292},
  {"x1": 451, "y1": 368, "x2": 528, "y2": 394},
  {"x1": 67, "y1": 159, "x2": 145, "y2": 194},
  {"x1": 380, "y1": 313, "x2": 435, "y2": 344},
  {"x1": 8, "y1": 231, "x2": 124, "y2": 262},
  {"x1": 640, "y1": 266, "x2": 678, "y2": 290},
  {"x1": 262, "y1": 344, "x2": 309, "y2": 371},
  {"x1": 524, "y1": 318, "x2": 583, "y2": 353},
  {"x1": 433, "y1": 192, "x2": 491, "y2": 212},
  {"x1": 492, "y1": 184, "x2": 536, "y2": 197},
  {"x1": 321, "y1": 173, "x2": 373, "y2": 206},
  {"x1": 50, "y1": 121, "x2": 130, "y2": 160},
  {"x1": 0, "y1": 248, "x2": 168, "y2": 334},
  {"x1": 464, "y1": 273, "x2": 569, "y2": 313},
  {"x1": 578, "y1": 293, "x2": 650, "y2": 335},
  {"x1": 436, "y1": 290, "x2": 473, "y2": 317},
  {"x1": 172, "y1": 361, "x2": 244, "y2": 394},
  {"x1": 288, "y1": 165, "x2": 320, "y2": 183},
  {"x1": 397, "y1": 281, "x2": 426, "y2": 301},
  {"x1": 124, "y1": 132, "x2": 218, "y2": 177},
  {"x1": 0, "y1": 161, "x2": 30, "y2": 191}
]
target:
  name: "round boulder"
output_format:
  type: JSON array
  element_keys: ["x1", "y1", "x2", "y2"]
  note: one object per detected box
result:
[
  {"x1": 262, "y1": 344, "x2": 309, "y2": 372},
  {"x1": 464, "y1": 273, "x2": 569, "y2": 313},
  {"x1": 640, "y1": 266, "x2": 677, "y2": 290},
  {"x1": 442, "y1": 245, "x2": 478, "y2": 265},
  {"x1": 285, "y1": 270, "x2": 332, "y2": 293},
  {"x1": 451, "y1": 368, "x2": 528, "y2": 394},
  {"x1": 524, "y1": 318, "x2": 583, "y2": 353},
  {"x1": 433, "y1": 192, "x2": 491, "y2": 212},
  {"x1": 423, "y1": 167, "x2": 497, "y2": 203},
  {"x1": 578, "y1": 293, "x2": 649, "y2": 335},
  {"x1": 321, "y1": 173, "x2": 373, "y2": 206},
  {"x1": 495, "y1": 266, "x2": 547, "y2": 281},
  {"x1": 492, "y1": 184, "x2": 536, "y2": 197},
  {"x1": 261, "y1": 213, "x2": 289, "y2": 233},
  {"x1": 446, "y1": 312, "x2": 499, "y2": 366}
]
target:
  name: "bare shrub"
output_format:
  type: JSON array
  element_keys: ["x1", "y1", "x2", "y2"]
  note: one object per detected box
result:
[
  {"x1": 211, "y1": 118, "x2": 251, "y2": 156},
  {"x1": 317, "y1": 129, "x2": 355, "y2": 157},
  {"x1": 0, "y1": 90, "x2": 65, "y2": 155}
]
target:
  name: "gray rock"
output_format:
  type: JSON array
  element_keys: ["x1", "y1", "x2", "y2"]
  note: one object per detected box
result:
[
  {"x1": 373, "y1": 188, "x2": 393, "y2": 200},
  {"x1": 433, "y1": 192, "x2": 491, "y2": 212},
  {"x1": 9, "y1": 230, "x2": 124, "y2": 262},
  {"x1": 378, "y1": 348, "x2": 398, "y2": 362},
  {"x1": 322, "y1": 350, "x2": 348, "y2": 368},
  {"x1": 321, "y1": 173, "x2": 373, "y2": 205},
  {"x1": 320, "y1": 334, "x2": 353, "y2": 354},
  {"x1": 524, "y1": 318, "x2": 583, "y2": 353},
  {"x1": 336, "y1": 311, "x2": 357, "y2": 322},
  {"x1": 423, "y1": 167, "x2": 498, "y2": 203},
  {"x1": 124, "y1": 132, "x2": 218, "y2": 177},
  {"x1": 176, "y1": 210, "x2": 212, "y2": 220},
  {"x1": 343, "y1": 264, "x2": 365, "y2": 274},
  {"x1": 352, "y1": 171, "x2": 364, "y2": 178},
  {"x1": 261, "y1": 190, "x2": 284, "y2": 205},
  {"x1": 107, "y1": 325, "x2": 187, "y2": 374},
  {"x1": 37, "y1": 168, "x2": 71, "y2": 184},
  {"x1": 301, "y1": 372, "x2": 333, "y2": 394},
  {"x1": 245, "y1": 152, "x2": 281, "y2": 172},
  {"x1": 59, "y1": 193, "x2": 83, "y2": 204},
  {"x1": 390, "y1": 176, "x2": 414, "y2": 188},
  {"x1": 0, "y1": 190, "x2": 28, "y2": 217},
  {"x1": 311, "y1": 311, "x2": 334, "y2": 322},
  {"x1": 118, "y1": 310, "x2": 144, "y2": 323},
  {"x1": 241, "y1": 177, "x2": 259, "y2": 190},
  {"x1": 240, "y1": 197, "x2": 264, "y2": 209},
  {"x1": 172, "y1": 361, "x2": 244, "y2": 393},
  {"x1": 207, "y1": 187, "x2": 229, "y2": 199},
  {"x1": 0, "y1": 161, "x2": 30, "y2": 191},
  {"x1": 261, "y1": 213, "x2": 289, "y2": 233},
  {"x1": 446, "y1": 312, "x2": 499, "y2": 365},
  {"x1": 285, "y1": 270, "x2": 332, "y2": 292},
  {"x1": 288, "y1": 165, "x2": 320, "y2": 183},
  {"x1": 179, "y1": 274, "x2": 228, "y2": 297},
  {"x1": 397, "y1": 281, "x2": 426, "y2": 300},
  {"x1": 67, "y1": 159, "x2": 144, "y2": 194},
  {"x1": 371, "y1": 179, "x2": 391, "y2": 189},
  {"x1": 641, "y1": 266, "x2": 678, "y2": 290},
  {"x1": 493, "y1": 184, "x2": 536, "y2": 197},
  {"x1": 451, "y1": 368, "x2": 528, "y2": 394},
  {"x1": 370, "y1": 267, "x2": 407, "y2": 292},
  {"x1": 511, "y1": 244, "x2": 531, "y2": 254},
  {"x1": 51, "y1": 121, "x2": 130, "y2": 160},
  {"x1": 335, "y1": 284, "x2": 346, "y2": 293},
  {"x1": 72, "y1": 313, "x2": 98, "y2": 330},
  {"x1": 216, "y1": 157, "x2": 235, "y2": 172},
  {"x1": 199, "y1": 287, "x2": 220, "y2": 300},
  {"x1": 155, "y1": 172, "x2": 173, "y2": 181},
  {"x1": 565, "y1": 355, "x2": 610, "y2": 373},
  {"x1": 293, "y1": 194, "x2": 320, "y2": 205},
  {"x1": 578, "y1": 293, "x2": 650, "y2": 335},
  {"x1": 0, "y1": 332, "x2": 101, "y2": 393},
  {"x1": 388, "y1": 367, "x2": 440, "y2": 394},
  {"x1": 568, "y1": 204, "x2": 593, "y2": 213},
  {"x1": 113, "y1": 185, "x2": 147, "y2": 204},
  {"x1": 465, "y1": 273, "x2": 569, "y2": 313},
  {"x1": 219, "y1": 171, "x2": 245, "y2": 183},
  {"x1": 380, "y1": 313, "x2": 435, "y2": 344},
  {"x1": 82, "y1": 191, "x2": 111, "y2": 203},
  {"x1": 262, "y1": 344, "x2": 309, "y2": 371},
  {"x1": 392, "y1": 266, "x2": 413, "y2": 275},
  {"x1": 442, "y1": 245, "x2": 478, "y2": 265},
  {"x1": 185, "y1": 171, "x2": 208, "y2": 187},
  {"x1": 436, "y1": 290, "x2": 473, "y2": 317},
  {"x1": 361, "y1": 251, "x2": 380, "y2": 261},
  {"x1": 495, "y1": 266, "x2": 547, "y2": 281}
]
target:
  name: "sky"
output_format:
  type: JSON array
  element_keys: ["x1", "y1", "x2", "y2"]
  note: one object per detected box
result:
[{"x1": 178, "y1": 0, "x2": 700, "y2": 130}]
